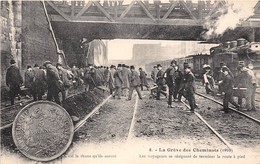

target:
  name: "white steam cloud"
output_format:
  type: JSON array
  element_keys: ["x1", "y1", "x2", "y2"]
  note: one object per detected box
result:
[{"x1": 203, "y1": 0, "x2": 257, "y2": 39}]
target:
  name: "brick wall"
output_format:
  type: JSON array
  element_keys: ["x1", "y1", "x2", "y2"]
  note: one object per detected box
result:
[
  {"x1": 21, "y1": 1, "x2": 57, "y2": 69},
  {"x1": 1, "y1": 1, "x2": 57, "y2": 100}
]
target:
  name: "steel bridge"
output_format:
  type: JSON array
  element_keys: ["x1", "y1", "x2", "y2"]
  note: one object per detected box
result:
[{"x1": 45, "y1": 0, "x2": 260, "y2": 41}]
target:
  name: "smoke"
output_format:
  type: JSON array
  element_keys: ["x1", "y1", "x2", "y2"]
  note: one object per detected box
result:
[{"x1": 203, "y1": 0, "x2": 257, "y2": 39}]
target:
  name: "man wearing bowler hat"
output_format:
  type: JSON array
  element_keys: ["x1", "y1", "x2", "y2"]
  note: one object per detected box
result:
[{"x1": 6, "y1": 59, "x2": 23, "y2": 105}]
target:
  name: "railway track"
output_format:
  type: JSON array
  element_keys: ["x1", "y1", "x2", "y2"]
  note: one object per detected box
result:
[
  {"x1": 180, "y1": 100, "x2": 233, "y2": 150},
  {"x1": 195, "y1": 92, "x2": 260, "y2": 125},
  {"x1": 181, "y1": 91, "x2": 260, "y2": 152}
]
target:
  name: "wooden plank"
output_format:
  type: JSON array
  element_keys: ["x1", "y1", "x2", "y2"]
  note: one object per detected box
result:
[
  {"x1": 92, "y1": 1, "x2": 115, "y2": 22},
  {"x1": 137, "y1": 0, "x2": 156, "y2": 22},
  {"x1": 75, "y1": 1, "x2": 92, "y2": 18},
  {"x1": 45, "y1": 1, "x2": 71, "y2": 21},
  {"x1": 162, "y1": 1, "x2": 178, "y2": 19},
  {"x1": 120, "y1": 1, "x2": 135, "y2": 18},
  {"x1": 179, "y1": 0, "x2": 197, "y2": 20}
]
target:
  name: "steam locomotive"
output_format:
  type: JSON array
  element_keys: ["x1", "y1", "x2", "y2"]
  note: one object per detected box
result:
[{"x1": 145, "y1": 38, "x2": 260, "y2": 82}]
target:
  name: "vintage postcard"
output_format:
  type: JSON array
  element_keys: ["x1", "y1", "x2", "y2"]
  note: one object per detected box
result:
[{"x1": 1, "y1": 0, "x2": 260, "y2": 163}]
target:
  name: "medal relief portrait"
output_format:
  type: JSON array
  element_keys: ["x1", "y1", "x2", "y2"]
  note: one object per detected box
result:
[{"x1": 1, "y1": 0, "x2": 260, "y2": 163}]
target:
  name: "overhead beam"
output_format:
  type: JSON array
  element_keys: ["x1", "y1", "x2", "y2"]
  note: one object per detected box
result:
[
  {"x1": 120, "y1": 1, "x2": 135, "y2": 18},
  {"x1": 92, "y1": 1, "x2": 115, "y2": 22},
  {"x1": 45, "y1": 1, "x2": 71, "y2": 21},
  {"x1": 162, "y1": 1, "x2": 178, "y2": 19},
  {"x1": 180, "y1": 0, "x2": 197, "y2": 20},
  {"x1": 75, "y1": 1, "x2": 92, "y2": 18},
  {"x1": 137, "y1": 0, "x2": 156, "y2": 22},
  {"x1": 49, "y1": 14, "x2": 201, "y2": 26},
  {"x1": 207, "y1": 1, "x2": 226, "y2": 17}
]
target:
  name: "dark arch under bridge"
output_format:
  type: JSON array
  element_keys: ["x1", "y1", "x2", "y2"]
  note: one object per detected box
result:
[{"x1": 45, "y1": 0, "x2": 260, "y2": 41}]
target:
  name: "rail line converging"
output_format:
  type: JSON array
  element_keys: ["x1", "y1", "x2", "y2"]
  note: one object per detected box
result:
[
  {"x1": 180, "y1": 100, "x2": 234, "y2": 150},
  {"x1": 195, "y1": 92, "x2": 260, "y2": 125}
]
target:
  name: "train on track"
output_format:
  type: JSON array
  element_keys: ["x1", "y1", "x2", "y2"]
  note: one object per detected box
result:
[{"x1": 145, "y1": 38, "x2": 260, "y2": 81}]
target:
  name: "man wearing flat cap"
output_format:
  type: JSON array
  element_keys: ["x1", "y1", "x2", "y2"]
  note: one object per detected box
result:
[
  {"x1": 6, "y1": 59, "x2": 23, "y2": 105},
  {"x1": 43, "y1": 61, "x2": 62, "y2": 105}
]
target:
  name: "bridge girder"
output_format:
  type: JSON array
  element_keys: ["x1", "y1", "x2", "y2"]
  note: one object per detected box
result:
[{"x1": 45, "y1": 0, "x2": 260, "y2": 40}]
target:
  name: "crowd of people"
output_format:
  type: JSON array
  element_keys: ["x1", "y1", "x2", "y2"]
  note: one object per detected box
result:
[
  {"x1": 202, "y1": 62, "x2": 257, "y2": 113},
  {"x1": 5, "y1": 59, "x2": 258, "y2": 113},
  {"x1": 5, "y1": 60, "x2": 151, "y2": 106}
]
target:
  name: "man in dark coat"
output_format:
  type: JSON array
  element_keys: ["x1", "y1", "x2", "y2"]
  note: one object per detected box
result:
[
  {"x1": 113, "y1": 64, "x2": 123, "y2": 99},
  {"x1": 151, "y1": 65, "x2": 158, "y2": 84},
  {"x1": 156, "y1": 64, "x2": 166, "y2": 100},
  {"x1": 174, "y1": 65, "x2": 183, "y2": 101},
  {"x1": 165, "y1": 60, "x2": 176, "y2": 108},
  {"x1": 127, "y1": 65, "x2": 142, "y2": 100},
  {"x1": 6, "y1": 59, "x2": 23, "y2": 105},
  {"x1": 44, "y1": 61, "x2": 62, "y2": 105},
  {"x1": 139, "y1": 68, "x2": 149, "y2": 91},
  {"x1": 84, "y1": 64, "x2": 97, "y2": 91},
  {"x1": 32, "y1": 64, "x2": 46, "y2": 101},
  {"x1": 183, "y1": 66, "x2": 196, "y2": 112},
  {"x1": 219, "y1": 67, "x2": 240, "y2": 113},
  {"x1": 24, "y1": 65, "x2": 34, "y2": 98},
  {"x1": 121, "y1": 64, "x2": 130, "y2": 96},
  {"x1": 56, "y1": 63, "x2": 72, "y2": 103},
  {"x1": 106, "y1": 65, "x2": 116, "y2": 95}
]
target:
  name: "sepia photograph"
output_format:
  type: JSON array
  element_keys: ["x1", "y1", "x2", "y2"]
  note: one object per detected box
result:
[{"x1": 1, "y1": 0, "x2": 260, "y2": 163}]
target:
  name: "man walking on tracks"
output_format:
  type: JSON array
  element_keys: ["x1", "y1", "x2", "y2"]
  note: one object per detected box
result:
[
  {"x1": 151, "y1": 65, "x2": 158, "y2": 84},
  {"x1": 139, "y1": 68, "x2": 149, "y2": 91},
  {"x1": 44, "y1": 61, "x2": 63, "y2": 105},
  {"x1": 24, "y1": 65, "x2": 34, "y2": 98},
  {"x1": 113, "y1": 64, "x2": 123, "y2": 99},
  {"x1": 32, "y1": 64, "x2": 46, "y2": 101},
  {"x1": 165, "y1": 60, "x2": 176, "y2": 108},
  {"x1": 127, "y1": 65, "x2": 142, "y2": 100},
  {"x1": 219, "y1": 67, "x2": 240, "y2": 113},
  {"x1": 237, "y1": 63, "x2": 257, "y2": 111},
  {"x1": 174, "y1": 65, "x2": 183, "y2": 101},
  {"x1": 121, "y1": 64, "x2": 130, "y2": 96},
  {"x1": 6, "y1": 59, "x2": 23, "y2": 105},
  {"x1": 183, "y1": 66, "x2": 196, "y2": 112},
  {"x1": 156, "y1": 64, "x2": 166, "y2": 100},
  {"x1": 107, "y1": 65, "x2": 116, "y2": 95},
  {"x1": 56, "y1": 63, "x2": 72, "y2": 103}
]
